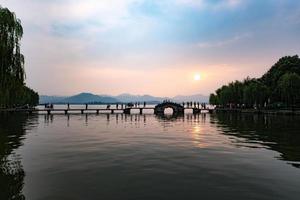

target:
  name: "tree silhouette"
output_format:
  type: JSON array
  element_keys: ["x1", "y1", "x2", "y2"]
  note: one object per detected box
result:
[
  {"x1": 0, "y1": 114, "x2": 37, "y2": 199},
  {"x1": 0, "y1": 6, "x2": 38, "y2": 108},
  {"x1": 278, "y1": 73, "x2": 300, "y2": 107},
  {"x1": 210, "y1": 56, "x2": 300, "y2": 108}
]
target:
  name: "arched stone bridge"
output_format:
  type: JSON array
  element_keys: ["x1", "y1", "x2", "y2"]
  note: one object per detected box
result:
[
  {"x1": 4, "y1": 101, "x2": 214, "y2": 115},
  {"x1": 154, "y1": 102, "x2": 184, "y2": 115}
]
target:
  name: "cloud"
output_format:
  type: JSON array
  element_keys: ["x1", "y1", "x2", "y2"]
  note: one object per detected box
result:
[
  {"x1": 175, "y1": 0, "x2": 204, "y2": 8},
  {"x1": 1, "y1": 0, "x2": 246, "y2": 41},
  {"x1": 226, "y1": 0, "x2": 242, "y2": 7},
  {"x1": 175, "y1": 0, "x2": 242, "y2": 10},
  {"x1": 1, "y1": 0, "x2": 300, "y2": 96},
  {"x1": 196, "y1": 33, "x2": 251, "y2": 48}
]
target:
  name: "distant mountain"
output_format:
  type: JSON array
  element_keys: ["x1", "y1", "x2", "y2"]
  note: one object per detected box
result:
[
  {"x1": 40, "y1": 93, "x2": 118, "y2": 104},
  {"x1": 39, "y1": 93, "x2": 209, "y2": 104},
  {"x1": 116, "y1": 93, "x2": 165, "y2": 103},
  {"x1": 63, "y1": 93, "x2": 118, "y2": 104},
  {"x1": 172, "y1": 94, "x2": 209, "y2": 103},
  {"x1": 39, "y1": 95, "x2": 67, "y2": 104}
]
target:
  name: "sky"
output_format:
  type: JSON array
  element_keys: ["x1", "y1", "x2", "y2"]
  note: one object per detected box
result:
[{"x1": 1, "y1": 0, "x2": 300, "y2": 96}]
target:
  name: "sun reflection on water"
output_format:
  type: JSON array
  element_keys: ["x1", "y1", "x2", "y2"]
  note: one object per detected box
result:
[{"x1": 191, "y1": 125, "x2": 210, "y2": 148}]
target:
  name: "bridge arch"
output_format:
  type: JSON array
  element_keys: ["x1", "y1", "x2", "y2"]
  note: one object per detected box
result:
[{"x1": 154, "y1": 101, "x2": 184, "y2": 115}]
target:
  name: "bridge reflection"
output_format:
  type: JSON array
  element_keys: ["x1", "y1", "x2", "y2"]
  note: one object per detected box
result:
[
  {"x1": 42, "y1": 113, "x2": 300, "y2": 169},
  {"x1": 43, "y1": 113, "x2": 208, "y2": 126}
]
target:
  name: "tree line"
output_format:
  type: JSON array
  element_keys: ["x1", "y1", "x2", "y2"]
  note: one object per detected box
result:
[
  {"x1": 0, "y1": 6, "x2": 38, "y2": 108},
  {"x1": 210, "y1": 55, "x2": 300, "y2": 109}
]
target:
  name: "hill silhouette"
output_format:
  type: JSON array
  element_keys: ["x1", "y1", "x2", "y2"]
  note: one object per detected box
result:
[{"x1": 40, "y1": 93, "x2": 209, "y2": 104}]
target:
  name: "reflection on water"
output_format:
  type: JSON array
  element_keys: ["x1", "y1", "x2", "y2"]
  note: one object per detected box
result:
[
  {"x1": 211, "y1": 113, "x2": 300, "y2": 168},
  {"x1": 0, "y1": 114, "x2": 38, "y2": 200},
  {"x1": 0, "y1": 113, "x2": 300, "y2": 199}
]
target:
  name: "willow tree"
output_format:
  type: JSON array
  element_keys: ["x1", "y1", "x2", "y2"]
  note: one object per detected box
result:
[
  {"x1": 0, "y1": 6, "x2": 38, "y2": 108},
  {"x1": 278, "y1": 73, "x2": 300, "y2": 107},
  {"x1": 210, "y1": 56, "x2": 300, "y2": 108}
]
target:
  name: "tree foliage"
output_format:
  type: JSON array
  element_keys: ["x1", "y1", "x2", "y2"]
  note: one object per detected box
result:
[
  {"x1": 278, "y1": 73, "x2": 300, "y2": 106},
  {"x1": 0, "y1": 6, "x2": 38, "y2": 108},
  {"x1": 210, "y1": 56, "x2": 300, "y2": 108}
]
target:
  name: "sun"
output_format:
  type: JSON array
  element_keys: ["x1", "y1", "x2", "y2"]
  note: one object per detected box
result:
[{"x1": 194, "y1": 74, "x2": 201, "y2": 81}]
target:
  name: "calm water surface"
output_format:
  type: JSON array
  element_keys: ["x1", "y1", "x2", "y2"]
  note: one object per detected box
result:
[{"x1": 1, "y1": 113, "x2": 300, "y2": 199}]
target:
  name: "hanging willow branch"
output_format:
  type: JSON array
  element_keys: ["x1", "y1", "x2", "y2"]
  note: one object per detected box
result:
[{"x1": 0, "y1": 6, "x2": 38, "y2": 108}]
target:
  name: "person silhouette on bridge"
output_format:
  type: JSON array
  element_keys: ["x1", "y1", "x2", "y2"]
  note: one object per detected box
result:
[
  {"x1": 144, "y1": 102, "x2": 146, "y2": 108},
  {"x1": 182, "y1": 102, "x2": 185, "y2": 108}
]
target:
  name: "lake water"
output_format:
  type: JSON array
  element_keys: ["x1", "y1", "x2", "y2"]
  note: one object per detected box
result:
[{"x1": 1, "y1": 113, "x2": 300, "y2": 200}]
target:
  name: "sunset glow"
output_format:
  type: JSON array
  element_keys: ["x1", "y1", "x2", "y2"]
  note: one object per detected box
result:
[
  {"x1": 194, "y1": 74, "x2": 201, "y2": 81},
  {"x1": 1, "y1": 0, "x2": 300, "y2": 96},
  {"x1": 1, "y1": 2, "x2": 300, "y2": 199}
]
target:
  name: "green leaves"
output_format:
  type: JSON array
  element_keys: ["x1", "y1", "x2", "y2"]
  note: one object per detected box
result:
[
  {"x1": 0, "y1": 6, "x2": 38, "y2": 108},
  {"x1": 278, "y1": 73, "x2": 300, "y2": 106},
  {"x1": 210, "y1": 56, "x2": 300, "y2": 108}
]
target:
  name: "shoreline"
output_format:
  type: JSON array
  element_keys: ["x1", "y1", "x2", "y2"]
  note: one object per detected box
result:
[{"x1": 215, "y1": 108, "x2": 300, "y2": 115}]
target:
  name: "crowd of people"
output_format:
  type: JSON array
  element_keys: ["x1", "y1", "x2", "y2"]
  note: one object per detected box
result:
[
  {"x1": 182, "y1": 102, "x2": 207, "y2": 109},
  {"x1": 113, "y1": 102, "x2": 147, "y2": 109}
]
